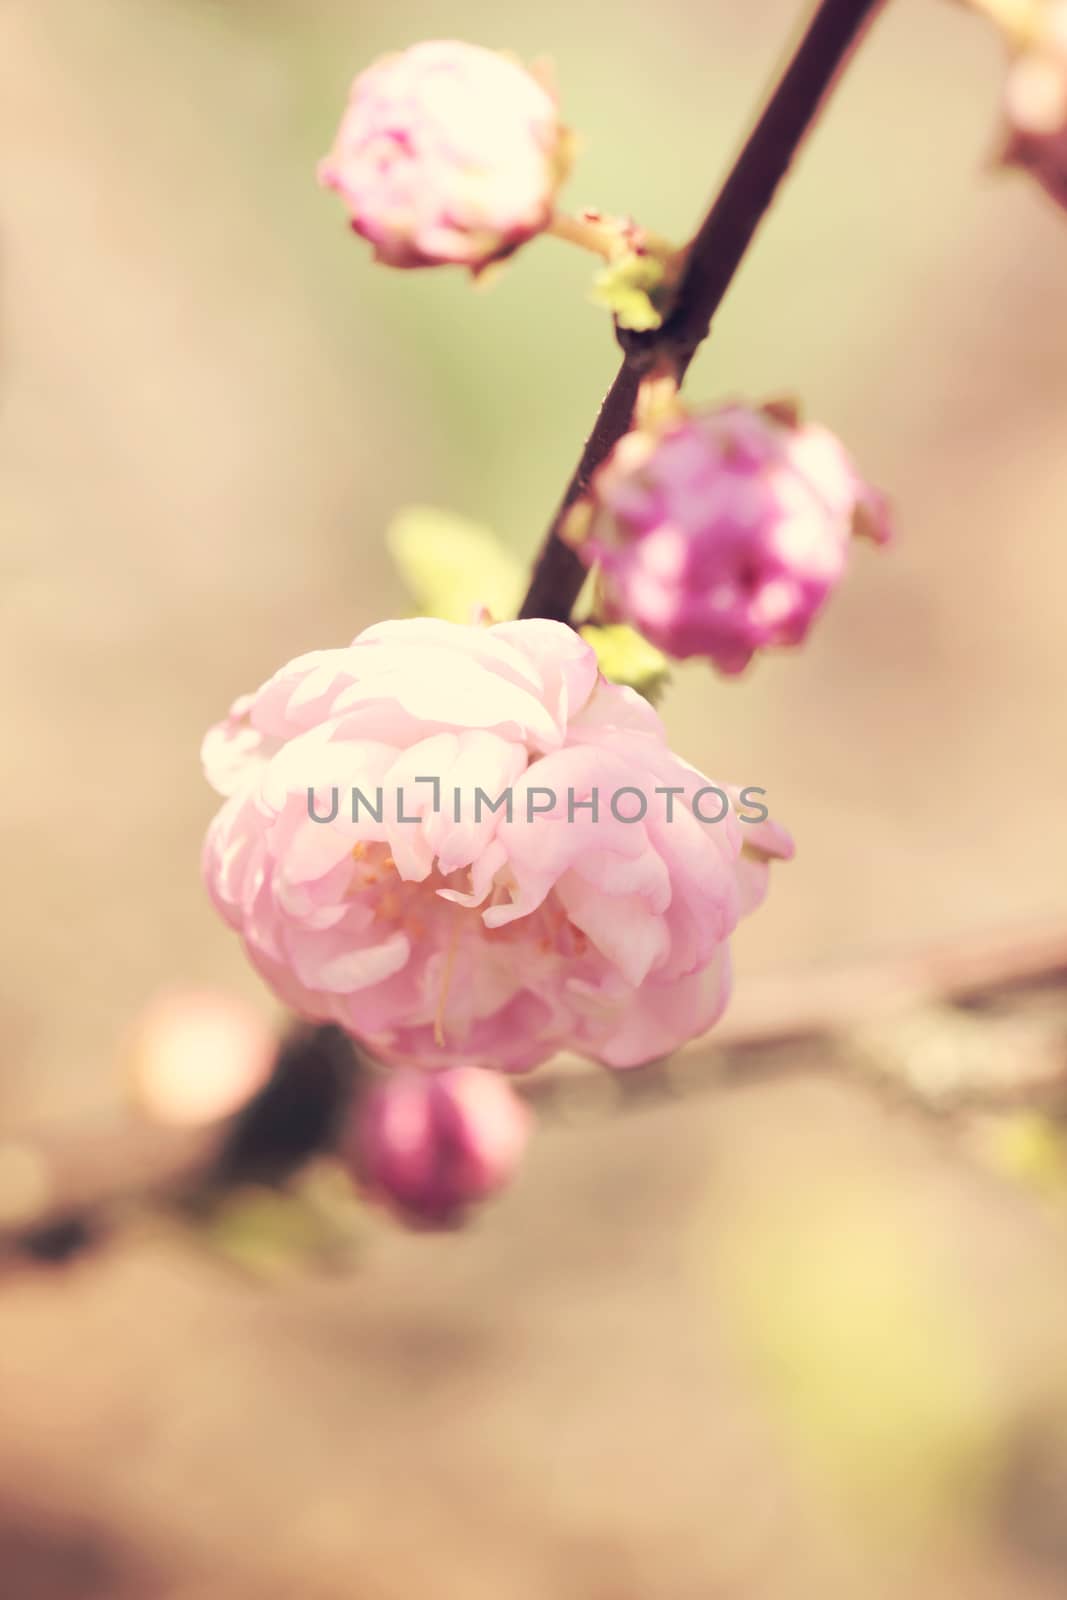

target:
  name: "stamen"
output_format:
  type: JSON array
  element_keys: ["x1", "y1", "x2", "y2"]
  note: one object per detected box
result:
[
  {"x1": 376, "y1": 890, "x2": 401, "y2": 922},
  {"x1": 433, "y1": 908, "x2": 463, "y2": 1047}
]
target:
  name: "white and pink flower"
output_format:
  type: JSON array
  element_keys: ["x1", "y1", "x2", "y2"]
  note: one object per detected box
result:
[
  {"x1": 201, "y1": 618, "x2": 791, "y2": 1073},
  {"x1": 318, "y1": 40, "x2": 570, "y2": 271}
]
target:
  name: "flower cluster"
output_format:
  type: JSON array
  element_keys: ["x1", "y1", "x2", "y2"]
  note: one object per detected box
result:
[
  {"x1": 574, "y1": 402, "x2": 889, "y2": 675},
  {"x1": 201, "y1": 618, "x2": 792, "y2": 1075},
  {"x1": 197, "y1": 22, "x2": 975, "y2": 1231},
  {"x1": 318, "y1": 40, "x2": 570, "y2": 271}
]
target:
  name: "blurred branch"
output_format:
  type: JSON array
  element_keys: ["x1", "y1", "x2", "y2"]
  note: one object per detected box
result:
[
  {"x1": 0, "y1": 1026, "x2": 360, "y2": 1272},
  {"x1": 523, "y1": 917, "x2": 1067, "y2": 1112},
  {"x1": 3, "y1": 918, "x2": 1067, "y2": 1272},
  {"x1": 519, "y1": 0, "x2": 889, "y2": 622},
  {"x1": 703, "y1": 918, "x2": 1067, "y2": 1047}
]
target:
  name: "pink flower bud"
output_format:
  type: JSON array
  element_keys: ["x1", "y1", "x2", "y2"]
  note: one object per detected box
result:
[
  {"x1": 577, "y1": 403, "x2": 889, "y2": 675},
  {"x1": 355, "y1": 1067, "x2": 531, "y2": 1227},
  {"x1": 1001, "y1": 5, "x2": 1067, "y2": 210},
  {"x1": 318, "y1": 40, "x2": 570, "y2": 271}
]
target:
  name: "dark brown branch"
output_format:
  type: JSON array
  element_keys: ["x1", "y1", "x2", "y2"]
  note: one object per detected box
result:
[
  {"x1": 518, "y1": 365, "x2": 641, "y2": 622},
  {"x1": 519, "y1": 0, "x2": 888, "y2": 624},
  {"x1": 662, "y1": 0, "x2": 888, "y2": 376}
]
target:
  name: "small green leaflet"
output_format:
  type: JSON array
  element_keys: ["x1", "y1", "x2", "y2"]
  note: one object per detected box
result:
[
  {"x1": 580, "y1": 623, "x2": 671, "y2": 702},
  {"x1": 590, "y1": 252, "x2": 668, "y2": 333}
]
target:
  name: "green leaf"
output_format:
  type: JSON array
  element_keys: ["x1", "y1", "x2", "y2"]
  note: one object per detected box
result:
[
  {"x1": 179, "y1": 1161, "x2": 366, "y2": 1280},
  {"x1": 387, "y1": 506, "x2": 526, "y2": 623},
  {"x1": 580, "y1": 623, "x2": 670, "y2": 702},
  {"x1": 590, "y1": 252, "x2": 668, "y2": 333}
]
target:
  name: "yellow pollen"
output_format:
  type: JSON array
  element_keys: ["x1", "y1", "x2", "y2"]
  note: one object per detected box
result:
[
  {"x1": 376, "y1": 890, "x2": 401, "y2": 921},
  {"x1": 352, "y1": 842, "x2": 367, "y2": 860}
]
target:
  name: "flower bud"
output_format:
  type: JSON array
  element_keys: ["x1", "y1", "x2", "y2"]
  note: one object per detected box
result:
[
  {"x1": 1001, "y1": 4, "x2": 1067, "y2": 210},
  {"x1": 575, "y1": 402, "x2": 889, "y2": 675},
  {"x1": 318, "y1": 40, "x2": 570, "y2": 271},
  {"x1": 354, "y1": 1067, "x2": 531, "y2": 1227}
]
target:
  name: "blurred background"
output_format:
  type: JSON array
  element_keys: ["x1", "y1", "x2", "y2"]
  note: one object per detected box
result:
[{"x1": 3, "y1": 0, "x2": 1067, "y2": 1594}]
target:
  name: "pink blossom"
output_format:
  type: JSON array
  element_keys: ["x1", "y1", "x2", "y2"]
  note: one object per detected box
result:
[
  {"x1": 201, "y1": 617, "x2": 792, "y2": 1073},
  {"x1": 576, "y1": 403, "x2": 890, "y2": 676},
  {"x1": 318, "y1": 41, "x2": 569, "y2": 271},
  {"x1": 354, "y1": 1066, "x2": 530, "y2": 1227},
  {"x1": 1001, "y1": 6, "x2": 1067, "y2": 211}
]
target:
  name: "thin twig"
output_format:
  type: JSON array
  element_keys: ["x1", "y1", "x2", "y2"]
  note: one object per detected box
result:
[
  {"x1": 517, "y1": 364, "x2": 642, "y2": 621},
  {"x1": 519, "y1": 0, "x2": 888, "y2": 623}
]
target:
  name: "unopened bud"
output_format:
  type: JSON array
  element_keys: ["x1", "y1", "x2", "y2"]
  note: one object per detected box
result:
[
  {"x1": 577, "y1": 402, "x2": 889, "y2": 676},
  {"x1": 318, "y1": 41, "x2": 571, "y2": 272},
  {"x1": 354, "y1": 1067, "x2": 530, "y2": 1227}
]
